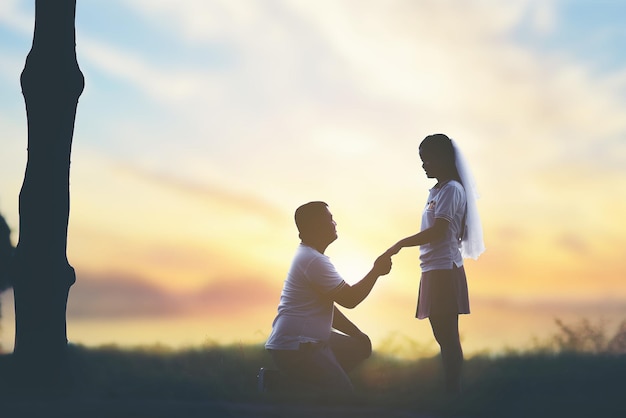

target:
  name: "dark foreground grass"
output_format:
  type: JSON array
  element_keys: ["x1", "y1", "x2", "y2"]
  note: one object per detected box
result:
[{"x1": 1, "y1": 343, "x2": 624, "y2": 418}]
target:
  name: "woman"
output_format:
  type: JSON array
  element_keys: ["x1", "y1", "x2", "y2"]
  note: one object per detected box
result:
[{"x1": 386, "y1": 133, "x2": 484, "y2": 395}]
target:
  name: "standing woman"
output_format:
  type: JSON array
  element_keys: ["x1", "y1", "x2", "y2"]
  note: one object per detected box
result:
[{"x1": 386, "y1": 133, "x2": 484, "y2": 395}]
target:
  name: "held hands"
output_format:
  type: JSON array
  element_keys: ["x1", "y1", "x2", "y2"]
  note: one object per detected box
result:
[
  {"x1": 373, "y1": 253, "x2": 392, "y2": 276},
  {"x1": 383, "y1": 243, "x2": 402, "y2": 257},
  {"x1": 375, "y1": 242, "x2": 403, "y2": 277}
]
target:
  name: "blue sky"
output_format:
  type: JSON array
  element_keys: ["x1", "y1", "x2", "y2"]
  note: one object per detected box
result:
[
  {"x1": 536, "y1": 1, "x2": 626, "y2": 74},
  {"x1": 1, "y1": 1, "x2": 625, "y2": 353}
]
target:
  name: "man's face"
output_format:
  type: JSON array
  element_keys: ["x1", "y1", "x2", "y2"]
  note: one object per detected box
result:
[{"x1": 317, "y1": 206, "x2": 338, "y2": 244}]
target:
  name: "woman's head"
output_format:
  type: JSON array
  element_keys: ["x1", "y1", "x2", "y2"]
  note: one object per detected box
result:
[{"x1": 419, "y1": 133, "x2": 459, "y2": 181}]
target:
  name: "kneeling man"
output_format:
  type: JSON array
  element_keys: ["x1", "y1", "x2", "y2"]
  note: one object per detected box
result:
[{"x1": 265, "y1": 201, "x2": 391, "y2": 394}]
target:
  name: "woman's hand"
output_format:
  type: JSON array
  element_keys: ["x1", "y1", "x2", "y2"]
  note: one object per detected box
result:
[{"x1": 384, "y1": 243, "x2": 402, "y2": 257}]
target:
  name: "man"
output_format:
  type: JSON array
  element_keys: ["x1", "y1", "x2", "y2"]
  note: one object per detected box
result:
[{"x1": 265, "y1": 201, "x2": 392, "y2": 395}]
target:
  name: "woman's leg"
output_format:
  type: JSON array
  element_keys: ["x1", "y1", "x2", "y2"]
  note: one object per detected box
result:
[{"x1": 429, "y1": 314, "x2": 463, "y2": 395}]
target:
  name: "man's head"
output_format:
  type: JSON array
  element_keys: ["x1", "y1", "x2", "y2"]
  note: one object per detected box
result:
[{"x1": 294, "y1": 201, "x2": 337, "y2": 248}]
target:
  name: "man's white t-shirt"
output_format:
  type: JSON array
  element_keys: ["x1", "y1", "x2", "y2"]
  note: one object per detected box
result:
[
  {"x1": 419, "y1": 180, "x2": 466, "y2": 272},
  {"x1": 265, "y1": 244, "x2": 346, "y2": 350}
]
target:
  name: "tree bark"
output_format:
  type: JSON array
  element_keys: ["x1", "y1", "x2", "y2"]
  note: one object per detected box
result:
[
  {"x1": 12, "y1": 0, "x2": 83, "y2": 395},
  {"x1": 0, "y1": 214, "x2": 13, "y2": 347},
  {"x1": 0, "y1": 214, "x2": 12, "y2": 293}
]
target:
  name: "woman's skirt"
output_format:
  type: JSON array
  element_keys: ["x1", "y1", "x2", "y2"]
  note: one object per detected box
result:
[{"x1": 416, "y1": 265, "x2": 470, "y2": 319}]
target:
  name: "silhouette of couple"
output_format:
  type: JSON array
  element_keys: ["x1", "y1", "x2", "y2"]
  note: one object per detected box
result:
[{"x1": 265, "y1": 133, "x2": 485, "y2": 397}]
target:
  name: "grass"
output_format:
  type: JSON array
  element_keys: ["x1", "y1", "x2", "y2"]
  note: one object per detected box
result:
[{"x1": 0, "y1": 319, "x2": 624, "y2": 417}]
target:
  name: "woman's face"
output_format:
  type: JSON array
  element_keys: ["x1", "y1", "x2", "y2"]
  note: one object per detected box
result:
[{"x1": 419, "y1": 148, "x2": 446, "y2": 179}]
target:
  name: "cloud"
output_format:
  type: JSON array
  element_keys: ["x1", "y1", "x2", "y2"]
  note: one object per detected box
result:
[
  {"x1": 555, "y1": 232, "x2": 589, "y2": 256},
  {"x1": 472, "y1": 296, "x2": 626, "y2": 316},
  {"x1": 67, "y1": 271, "x2": 280, "y2": 320},
  {"x1": 113, "y1": 162, "x2": 286, "y2": 224},
  {"x1": 78, "y1": 37, "x2": 223, "y2": 104},
  {"x1": 0, "y1": 0, "x2": 33, "y2": 35},
  {"x1": 134, "y1": 2, "x2": 626, "y2": 161},
  {"x1": 68, "y1": 273, "x2": 180, "y2": 318},
  {"x1": 187, "y1": 278, "x2": 279, "y2": 317},
  {"x1": 126, "y1": 0, "x2": 276, "y2": 43}
]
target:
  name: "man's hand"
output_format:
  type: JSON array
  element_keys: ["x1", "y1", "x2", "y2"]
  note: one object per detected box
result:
[
  {"x1": 334, "y1": 254, "x2": 392, "y2": 308},
  {"x1": 373, "y1": 254, "x2": 392, "y2": 276}
]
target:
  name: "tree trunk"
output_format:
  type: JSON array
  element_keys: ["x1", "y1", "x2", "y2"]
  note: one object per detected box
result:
[
  {"x1": 0, "y1": 213, "x2": 14, "y2": 352},
  {"x1": 12, "y1": 0, "x2": 83, "y2": 395}
]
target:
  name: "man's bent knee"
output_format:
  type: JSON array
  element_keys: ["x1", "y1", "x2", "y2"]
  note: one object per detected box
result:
[{"x1": 359, "y1": 336, "x2": 372, "y2": 359}]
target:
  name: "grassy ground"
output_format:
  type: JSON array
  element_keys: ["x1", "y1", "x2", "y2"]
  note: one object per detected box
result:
[
  {"x1": 1, "y1": 344, "x2": 624, "y2": 417},
  {"x1": 0, "y1": 319, "x2": 624, "y2": 417}
]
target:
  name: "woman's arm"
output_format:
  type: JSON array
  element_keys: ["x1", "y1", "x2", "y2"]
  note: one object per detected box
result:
[{"x1": 385, "y1": 217, "x2": 450, "y2": 256}]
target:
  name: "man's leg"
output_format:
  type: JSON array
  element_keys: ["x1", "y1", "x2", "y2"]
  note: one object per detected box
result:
[
  {"x1": 329, "y1": 331, "x2": 372, "y2": 373},
  {"x1": 269, "y1": 343, "x2": 354, "y2": 395},
  {"x1": 429, "y1": 314, "x2": 463, "y2": 395}
]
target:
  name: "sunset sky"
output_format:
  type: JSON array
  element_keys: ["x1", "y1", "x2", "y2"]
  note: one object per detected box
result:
[{"x1": 0, "y1": 0, "x2": 625, "y2": 356}]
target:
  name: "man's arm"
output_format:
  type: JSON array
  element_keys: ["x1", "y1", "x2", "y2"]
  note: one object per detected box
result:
[{"x1": 332, "y1": 254, "x2": 391, "y2": 309}]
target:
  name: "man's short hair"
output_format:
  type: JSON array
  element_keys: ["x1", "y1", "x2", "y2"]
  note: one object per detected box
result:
[{"x1": 294, "y1": 201, "x2": 328, "y2": 236}]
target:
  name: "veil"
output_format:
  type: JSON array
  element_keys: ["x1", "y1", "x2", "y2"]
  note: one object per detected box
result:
[{"x1": 451, "y1": 139, "x2": 485, "y2": 259}]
